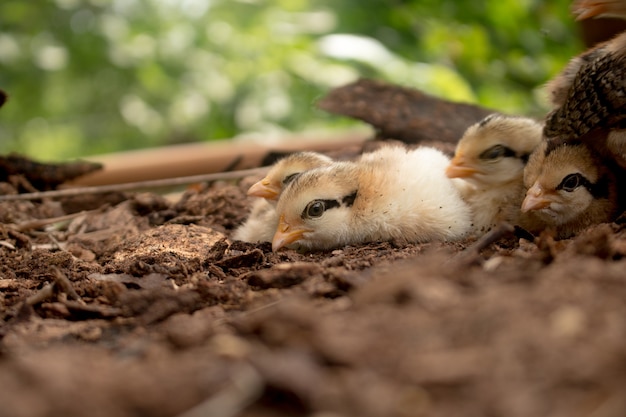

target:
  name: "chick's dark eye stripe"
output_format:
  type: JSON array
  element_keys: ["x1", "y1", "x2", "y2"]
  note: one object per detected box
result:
[
  {"x1": 478, "y1": 113, "x2": 497, "y2": 127},
  {"x1": 478, "y1": 145, "x2": 516, "y2": 160},
  {"x1": 342, "y1": 191, "x2": 357, "y2": 207},
  {"x1": 556, "y1": 173, "x2": 584, "y2": 191},
  {"x1": 519, "y1": 153, "x2": 530, "y2": 164},
  {"x1": 318, "y1": 200, "x2": 339, "y2": 211},
  {"x1": 588, "y1": 176, "x2": 610, "y2": 199},
  {"x1": 301, "y1": 199, "x2": 338, "y2": 219},
  {"x1": 282, "y1": 172, "x2": 300, "y2": 185},
  {"x1": 300, "y1": 192, "x2": 357, "y2": 219},
  {"x1": 556, "y1": 174, "x2": 610, "y2": 198}
]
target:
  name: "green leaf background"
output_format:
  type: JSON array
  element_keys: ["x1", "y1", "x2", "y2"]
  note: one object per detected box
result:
[{"x1": 0, "y1": 0, "x2": 582, "y2": 160}]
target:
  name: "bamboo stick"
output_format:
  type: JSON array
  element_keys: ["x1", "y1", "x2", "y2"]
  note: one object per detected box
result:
[{"x1": 68, "y1": 129, "x2": 370, "y2": 187}]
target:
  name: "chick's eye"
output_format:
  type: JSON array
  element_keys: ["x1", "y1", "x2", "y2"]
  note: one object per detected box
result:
[
  {"x1": 559, "y1": 173, "x2": 583, "y2": 192},
  {"x1": 304, "y1": 201, "x2": 325, "y2": 218},
  {"x1": 479, "y1": 145, "x2": 513, "y2": 160},
  {"x1": 282, "y1": 172, "x2": 299, "y2": 185}
]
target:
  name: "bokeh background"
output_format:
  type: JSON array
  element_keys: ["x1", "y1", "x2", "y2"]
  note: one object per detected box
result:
[{"x1": 0, "y1": 0, "x2": 583, "y2": 160}]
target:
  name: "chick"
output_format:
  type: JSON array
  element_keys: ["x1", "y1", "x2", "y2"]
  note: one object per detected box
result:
[
  {"x1": 247, "y1": 152, "x2": 333, "y2": 201},
  {"x1": 232, "y1": 151, "x2": 333, "y2": 243},
  {"x1": 272, "y1": 145, "x2": 473, "y2": 251},
  {"x1": 445, "y1": 114, "x2": 544, "y2": 233},
  {"x1": 231, "y1": 198, "x2": 278, "y2": 243},
  {"x1": 521, "y1": 134, "x2": 623, "y2": 238}
]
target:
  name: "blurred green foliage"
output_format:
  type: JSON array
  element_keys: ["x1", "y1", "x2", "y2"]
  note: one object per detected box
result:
[{"x1": 0, "y1": 0, "x2": 582, "y2": 160}]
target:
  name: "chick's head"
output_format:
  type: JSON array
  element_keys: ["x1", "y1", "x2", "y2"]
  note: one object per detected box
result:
[
  {"x1": 446, "y1": 114, "x2": 542, "y2": 187},
  {"x1": 272, "y1": 162, "x2": 359, "y2": 251},
  {"x1": 247, "y1": 151, "x2": 333, "y2": 200},
  {"x1": 522, "y1": 138, "x2": 615, "y2": 226}
]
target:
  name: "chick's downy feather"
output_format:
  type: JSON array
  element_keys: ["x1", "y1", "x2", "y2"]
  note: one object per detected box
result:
[
  {"x1": 232, "y1": 151, "x2": 332, "y2": 243},
  {"x1": 272, "y1": 146, "x2": 473, "y2": 251},
  {"x1": 446, "y1": 114, "x2": 544, "y2": 233},
  {"x1": 231, "y1": 199, "x2": 278, "y2": 243},
  {"x1": 247, "y1": 152, "x2": 333, "y2": 201},
  {"x1": 522, "y1": 135, "x2": 624, "y2": 238}
]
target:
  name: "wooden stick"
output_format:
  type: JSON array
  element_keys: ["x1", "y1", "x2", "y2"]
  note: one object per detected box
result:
[
  {"x1": 67, "y1": 130, "x2": 369, "y2": 187},
  {"x1": 0, "y1": 167, "x2": 268, "y2": 201},
  {"x1": 449, "y1": 222, "x2": 516, "y2": 267}
]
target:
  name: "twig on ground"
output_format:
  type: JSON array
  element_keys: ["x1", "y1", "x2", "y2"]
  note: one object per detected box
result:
[
  {"x1": 60, "y1": 300, "x2": 123, "y2": 318},
  {"x1": 51, "y1": 266, "x2": 83, "y2": 303},
  {"x1": 0, "y1": 240, "x2": 16, "y2": 250},
  {"x1": 450, "y1": 222, "x2": 516, "y2": 267},
  {"x1": 24, "y1": 283, "x2": 56, "y2": 306}
]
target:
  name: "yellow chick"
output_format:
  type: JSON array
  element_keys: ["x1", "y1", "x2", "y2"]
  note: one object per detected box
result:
[
  {"x1": 521, "y1": 135, "x2": 624, "y2": 238},
  {"x1": 232, "y1": 151, "x2": 333, "y2": 243},
  {"x1": 446, "y1": 114, "x2": 544, "y2": 233},
  {"x1": 272, "y1": 145, "x2": 473, "y2": 251}
]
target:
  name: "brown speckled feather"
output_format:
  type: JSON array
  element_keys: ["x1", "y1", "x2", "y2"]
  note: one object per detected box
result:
[{"x1": 544, "y1": 32, "x2": 626, "y2": 140}]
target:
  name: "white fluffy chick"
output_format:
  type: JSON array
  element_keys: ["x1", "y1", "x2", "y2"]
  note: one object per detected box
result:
[
  {"x1": 445, "y1": 114, "x2": 544, "y2": 233},
  {"x1": 231, "y1": 199, "x2": 278, "y2": 243},
  {"x1": 232, "y1": 152, "x2": 333, "y2": 243},
  {"x1": 272, "y1": 145, "x2": 473, "y2": 251},
  {"x1": 521, "y1": 135, "x2": 623, "y2": 238}
]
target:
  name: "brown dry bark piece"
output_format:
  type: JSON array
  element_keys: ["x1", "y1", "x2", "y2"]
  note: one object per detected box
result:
[
  {"x1": 317, "y1": 78, "x2": 496, "y2": 144},
  {"x1": 0, "y1": 153, "x2": 102, "y2": 190}
]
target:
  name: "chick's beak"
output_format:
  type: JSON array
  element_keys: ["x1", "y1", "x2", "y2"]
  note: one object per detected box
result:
[
  {"x1": 272, "y1": 215, "x2": 310, "y2": 251},
  {"x1": 445, "y1": 156, "x2": 479, "y2": 179},
  {"x1": 247, "y1": 178, "x2": 280, "y2": 200},
  {"x1": 521, "y1": 183, "x2": 552, "y2": 212}
]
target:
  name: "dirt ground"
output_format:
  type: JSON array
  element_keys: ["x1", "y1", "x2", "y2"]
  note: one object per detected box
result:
[{"x1": 2, "y1": 135, "x2": 626, "y2": 417}]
